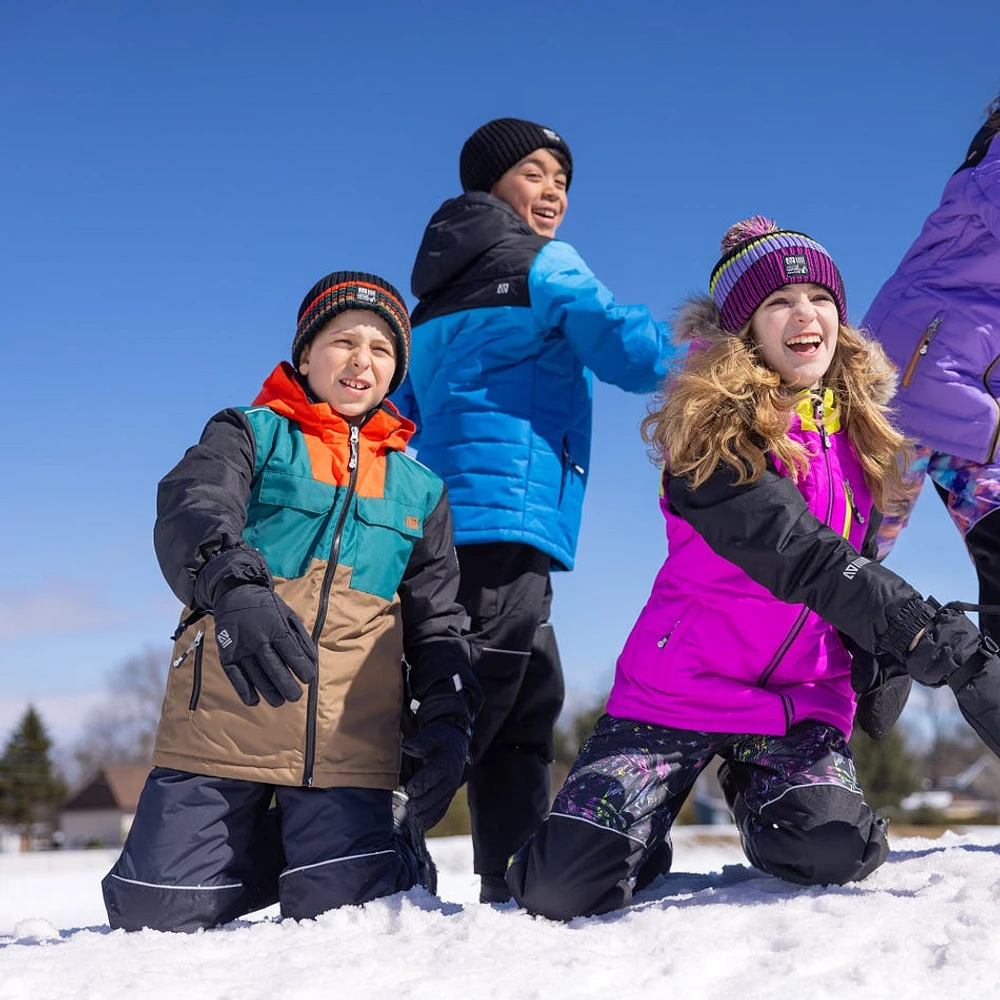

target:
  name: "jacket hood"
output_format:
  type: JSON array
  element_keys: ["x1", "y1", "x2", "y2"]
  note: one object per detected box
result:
[
  {"x1": 672, "y1": 295, "x2": 730, "y2": 346},
  {"x1": 673, "y1": 296, "x2": 897, "y2": 408},
  {"x1": 253, "y1": 362, "x2": 415, "y2": 452},
  {"x1": 411, "y1": 192, "x2": 543, "y2": 301}
]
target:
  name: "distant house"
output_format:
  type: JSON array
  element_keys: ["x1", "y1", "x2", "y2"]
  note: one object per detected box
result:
[
  {"x1": 901, "y1": 754, "x2": 1000, "y2": 823},
  {"x1": 59, "y1": 765, "x2": 149, "y2": 848},
  {"x1": 0, "y1": 826, "x2": 23, "y2": 853}
]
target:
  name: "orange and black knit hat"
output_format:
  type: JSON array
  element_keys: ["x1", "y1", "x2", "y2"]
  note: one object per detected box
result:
[{"x1": 292, "y1": 271, "x2": 411, "y2": 395}]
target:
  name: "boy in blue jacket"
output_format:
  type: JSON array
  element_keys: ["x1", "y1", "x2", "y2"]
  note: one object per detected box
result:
[{"x1": 392, "y1": 117, "x2": 677, "y2": 902}]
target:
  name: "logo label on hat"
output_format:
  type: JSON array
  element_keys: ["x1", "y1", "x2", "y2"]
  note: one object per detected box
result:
[
  {"x1": 355, "y1": 286, "x2": 379, "y2": 305},
  {"x1": 783, "y1": 254, "x2": 810, "y2": 277},
  {"x1": 542, "y1": 127, "x2": 562, "y2": 142}
]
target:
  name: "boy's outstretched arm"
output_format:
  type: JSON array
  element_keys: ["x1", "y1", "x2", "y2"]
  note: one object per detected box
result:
[{"x1": 528, "y1": 240, "x2": 678, "y2": 393}]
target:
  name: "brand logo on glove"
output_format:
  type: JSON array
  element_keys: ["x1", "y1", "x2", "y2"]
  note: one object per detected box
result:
[{"x1": 216, "y1": 629, "x2": 234, "y2": 649}]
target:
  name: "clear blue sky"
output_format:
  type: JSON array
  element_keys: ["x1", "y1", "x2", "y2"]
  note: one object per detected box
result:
[{"x1": 2, "y1": 0, "x2": 998, "y2": 745}]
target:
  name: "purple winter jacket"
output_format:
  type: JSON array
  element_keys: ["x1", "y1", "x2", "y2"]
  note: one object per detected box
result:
[
  {"x1": 607, "y1": 305, "x2": 876, "y2": 738},
  {"x1": 861, "y1": 128, "x2": 1000, "y2": 463}
]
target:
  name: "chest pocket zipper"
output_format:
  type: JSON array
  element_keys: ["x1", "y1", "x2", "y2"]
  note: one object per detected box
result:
[{"x1": 657, "y1": 619, "x2": 682, "y2": 648}]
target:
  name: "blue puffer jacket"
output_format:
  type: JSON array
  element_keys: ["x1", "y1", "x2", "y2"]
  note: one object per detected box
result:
[{"x1": 392, "y1": 192, "x2": 676, "y2": 569}]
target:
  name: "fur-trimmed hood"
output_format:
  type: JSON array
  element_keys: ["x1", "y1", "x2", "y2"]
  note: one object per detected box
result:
[{"x1": 671, "y1": 295, "x2": 898, "y2": 408}]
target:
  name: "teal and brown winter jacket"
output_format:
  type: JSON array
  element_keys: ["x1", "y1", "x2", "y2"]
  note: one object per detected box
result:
[{"x1": 152, "y1": 362, "x2": 474, "y2": 789}]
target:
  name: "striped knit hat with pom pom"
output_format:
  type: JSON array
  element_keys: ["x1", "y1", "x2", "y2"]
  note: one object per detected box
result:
[
  {"x1": 708, "y1": 215, "x2": 846, "y2": 334},
  {"x1": 292, "y1": 271, "x2": 411, "y2": 396}
]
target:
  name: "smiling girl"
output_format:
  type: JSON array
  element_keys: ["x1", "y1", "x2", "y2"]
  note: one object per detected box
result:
[{"x1": 506, "y1": 216, "x2": 1000, "y2": 920}]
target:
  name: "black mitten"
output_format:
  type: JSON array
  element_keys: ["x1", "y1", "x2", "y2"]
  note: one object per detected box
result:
[
  {"x1": 401, "y1": 718, "x2": 471, "y2": 832},
  {"x1": 212, "y1": 584, "x2": 318, "y2": 707},
  {"x1": 854, "y1": 660, "x2": 913, "y2": 741},
  {"x1": 903, "y1": 600, "x2": 992, "y2": 688}
]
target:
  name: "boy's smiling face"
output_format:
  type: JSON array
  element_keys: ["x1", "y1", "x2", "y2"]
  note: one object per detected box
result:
[
  {"x1": 298, "y1": 310, "x2": 397, "y2": 421},
  {"x1": 490, "y1": 148, "x2": 567, "y2": 237}
]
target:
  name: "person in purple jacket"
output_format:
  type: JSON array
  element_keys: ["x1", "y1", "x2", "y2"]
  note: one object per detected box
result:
[
  {"x1": 863, "y1": 94, "x2": 1000, "y2": 640},
  {"x1": 506, "y1": 216, "x2": 1000, "y2": 920}
]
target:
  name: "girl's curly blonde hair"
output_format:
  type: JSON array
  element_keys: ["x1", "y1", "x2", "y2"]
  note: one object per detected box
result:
[{"x1": 641, "y1": 299, "x2": 912, "y2": 516}]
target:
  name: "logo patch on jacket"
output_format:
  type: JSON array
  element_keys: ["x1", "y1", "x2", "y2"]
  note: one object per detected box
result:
[
  {"x1": 843, "y1": 556, "x2": 870, "y2": 580},
  {"x1": 406, "y1": 515, "x2": 420, "y2": 530},
  {"x1": 216, "y1": 628, "x2": 234, "y2": 649}
]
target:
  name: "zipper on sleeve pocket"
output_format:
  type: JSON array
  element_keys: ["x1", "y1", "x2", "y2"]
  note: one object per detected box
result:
[{"x1": 900, "y1": 316, "x2": 942, "y2": 388}]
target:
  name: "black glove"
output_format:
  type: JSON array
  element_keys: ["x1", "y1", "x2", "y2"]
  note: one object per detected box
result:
[
  {"x1": 903, "y1": 599, "x2": 995, "y2": 689},
  {"x1": 402, "y1": 718, "x2": 471, "y2": 832},
  {"x1": 212, "y1": 583, "x2": 318, "y2": 707},
  {"x1": 851, "y1": 649, "x2": 913, "y2": 741}
]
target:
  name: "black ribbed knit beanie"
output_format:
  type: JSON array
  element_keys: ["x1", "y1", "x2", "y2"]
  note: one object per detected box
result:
[{"x1": 459, "y1": 117, "x2": 573, "y2": 193}]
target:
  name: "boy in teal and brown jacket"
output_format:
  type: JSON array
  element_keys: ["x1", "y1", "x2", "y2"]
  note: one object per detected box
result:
[{"x1": 103, "y1": 271, "x2": 479, "y2": 932}]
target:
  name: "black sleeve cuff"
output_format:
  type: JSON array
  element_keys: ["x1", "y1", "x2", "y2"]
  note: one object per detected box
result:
[
  {"x1": 877, "y1": 595, "x2": 936, "y2": 663},
  {"x1": 192, "y1": 545, "x2": 271, "y2": 610}
]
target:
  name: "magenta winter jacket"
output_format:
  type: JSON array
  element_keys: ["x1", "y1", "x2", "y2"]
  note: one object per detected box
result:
[{"x1": 607, "y1": 388, "x2": 873, "y2": 738}]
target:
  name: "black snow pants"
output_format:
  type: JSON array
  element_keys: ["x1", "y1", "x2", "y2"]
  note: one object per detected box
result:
[
  {"x1": 507, "y1": 715, "x2": 888, "y2": 921},
  {"x1": 457, "y1": 542, "x2": 566, "y2": 879}
]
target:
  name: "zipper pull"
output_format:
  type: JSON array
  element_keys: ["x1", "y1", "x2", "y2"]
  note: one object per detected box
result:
[
  {"x1": 348, "y1": 425, "x2": 359, "y2": 471},
  {"x1": 844, "y1": 480, "x2": 865, "y2": 524},
  {"x1": 172, "y1": 629, "x2": 204, "y2": 667},
  {"x1": 562, "y1": 442, "x2": 585, "y2": 476},
  {"x1": 657, "y1": 619, "x2": 680, "y2": 648},
  {"x1": 813, "y1": 397, "x2": 831, "y2": 449},
  {"x1": 919, "y1": 317, "x2": 942, "y2": 356}
]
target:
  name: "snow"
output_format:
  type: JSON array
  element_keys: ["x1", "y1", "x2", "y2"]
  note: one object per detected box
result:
[{"x1": 2, "y1": 827, "x2": 1000, "y2": 999}]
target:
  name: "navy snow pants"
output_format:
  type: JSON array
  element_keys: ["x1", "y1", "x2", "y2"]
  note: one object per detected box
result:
[
  {"x1": 507, "y1": 715, "x2": 889, "y2": 920},
  {"x1": 102, "y1": 768, "x2": 422, "y2": 932}
]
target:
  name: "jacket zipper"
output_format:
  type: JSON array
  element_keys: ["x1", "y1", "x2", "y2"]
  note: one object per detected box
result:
[
  {"x1": 900, "y1": 316, "x2": 942, "y2": 388},
  {"x1": 657, "y1": 619, "x2": 681, "y2": 648},
  {"x1": 983, "y1": 354, "x2": 1000, "y2": 462},
  {"x1": 844, "y1": 480, "x2": 865, "y2": 526},
  {"x1": 758, "y1": 398, "x2": 834, "y2": 689},
  {"x1": 560, "y1": 439, "x2": 585, "y2": 503},
  {"x1": 302, "y1": 424, "x2": 360, "y2": 786},
  {"x1": 172, "y1": 629, "x2": 205, "y2": 710}
]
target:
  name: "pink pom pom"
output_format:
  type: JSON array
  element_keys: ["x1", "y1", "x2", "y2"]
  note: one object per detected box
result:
[{"x1": 720, "y1": 215, "x2": 779, "y2": 252}]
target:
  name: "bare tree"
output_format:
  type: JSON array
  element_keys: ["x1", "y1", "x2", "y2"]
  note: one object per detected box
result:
[{"x1": 72, "y1": 646, "x2": 169, "y2": 783}]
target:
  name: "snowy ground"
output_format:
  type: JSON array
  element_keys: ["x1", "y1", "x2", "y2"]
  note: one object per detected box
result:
[{"x1": 2, "y1": 827, "x2": 1000, "y2": 1000}]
